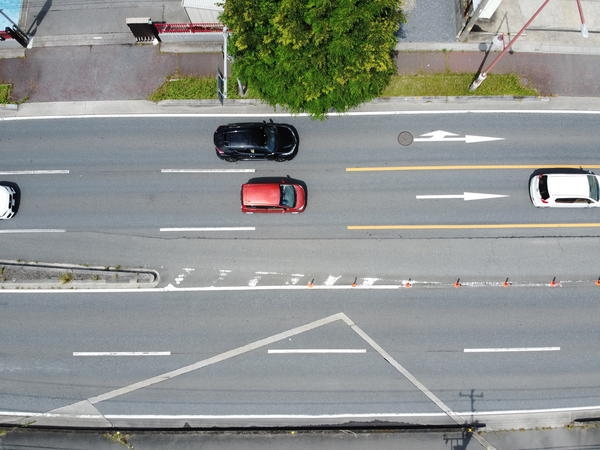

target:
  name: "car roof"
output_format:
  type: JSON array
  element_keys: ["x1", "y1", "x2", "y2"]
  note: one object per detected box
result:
[
  {"x1": 242, "y1": 183, "x2": 280, "y2": 206},
  {"x1": 545, "y1": 173, "x2": 592, "y2": 198}
]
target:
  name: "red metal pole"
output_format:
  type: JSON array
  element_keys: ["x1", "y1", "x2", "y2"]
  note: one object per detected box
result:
[
  {"x1": 576, "y1": 0, "x2": 589, "y2": 37},
  {"x1": 470, "y1": 0, "x2": 552, "y2": 90}
]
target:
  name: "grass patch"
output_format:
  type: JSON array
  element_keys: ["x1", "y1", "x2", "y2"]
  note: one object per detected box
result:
[
  {"x1": 383, "y1": 72, "x2": 538, "y2": 97},
  {"x1": 149, "y1": 74, "x2": 258, "y2": 102},
  {"x1": 149, "y1": 72, "x2": 538, "y2": 103},
  {"x1": 0, "y1": 84, "x2": 11, "y2": 104},
  {"x1": 59, "y1": 272, "x2": 74, "y2": 284}
]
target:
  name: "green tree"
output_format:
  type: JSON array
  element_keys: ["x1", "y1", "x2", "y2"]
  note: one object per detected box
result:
[{"x1": 221, "y1": 0, "x2": 405, "y2": 117}]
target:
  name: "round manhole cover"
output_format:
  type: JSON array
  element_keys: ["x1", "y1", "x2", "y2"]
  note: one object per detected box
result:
[{"x1": 397, "y1": 131, "x2": 413, "y2": 146}]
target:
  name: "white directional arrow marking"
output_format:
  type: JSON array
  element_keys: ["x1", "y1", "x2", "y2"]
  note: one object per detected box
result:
[
  {"x1": 413, "y1": 130, "x2": 504, "y2": 144},
  {"x1": 416, "y1": 192, "x2": 509, "y2": 201}
]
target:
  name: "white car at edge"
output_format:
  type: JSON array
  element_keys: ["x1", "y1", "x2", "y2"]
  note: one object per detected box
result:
[
  {"x1": 0, "y1": 185, "x2": 16, "y2": 219},
  {"x1": 529, "y1": 170, "x2": 600, "y2": 208}
]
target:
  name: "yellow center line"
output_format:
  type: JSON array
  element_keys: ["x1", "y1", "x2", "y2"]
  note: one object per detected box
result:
[
  {"x1": 348, "y1": 223, "x2": 600, "y2": 230},
  {"x1": 346, "y1": 164, "x2": 600, "y2": 172}
]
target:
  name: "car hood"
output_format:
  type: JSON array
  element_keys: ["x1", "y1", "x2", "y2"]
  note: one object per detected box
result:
[{"x1": 276, "y1": 125, "x2": 298, "y2": 152}]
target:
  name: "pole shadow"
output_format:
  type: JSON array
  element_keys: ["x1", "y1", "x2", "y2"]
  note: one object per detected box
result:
[{"x1": 26, "y1": 0, "x2": 52, "y2": 37}]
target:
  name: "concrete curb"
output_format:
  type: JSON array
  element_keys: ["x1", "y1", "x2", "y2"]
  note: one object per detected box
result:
[
  {"x1": 0, "y1": 260, "x2": 159, "y2": 289},
  {"x1": 5, "y1": 96, "x2": 600, "y2": 119}
]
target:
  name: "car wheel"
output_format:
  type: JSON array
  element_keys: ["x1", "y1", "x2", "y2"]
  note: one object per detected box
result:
[
  {"x1": 224, "y1": 157, "x2": 237, "y2": 162},
  {"x1": 274, "y1": 156, "x2": 287, "y2": 162}
]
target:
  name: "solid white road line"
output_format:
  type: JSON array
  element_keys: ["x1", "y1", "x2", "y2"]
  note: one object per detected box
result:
[
  {"x1": 73, "y1": 352, "x2": 171, "y2": 356},
  {"x1": 0, "y1": 170, "x2": 69, "y2": 175},
  {"x1": 464, "y1": 347, "x2": 560, "y2": 353},
  {"x1": 4, "y1": 405, "x2": 600, "y2": 421},
  {"x1": 161, "y1": 169, "x2": 255, "y2": 173},
  {"x1": 0, "y1": 229, "x2": 66, "y2": 233},
  {"x1": 268, "y1": 349, "x2": 366, "y2": 354},
  {"x1": 160, "y1": 227, "x2": 255, "y2": 232},
  {"x1": 4, "y1": 110, "x2": 600, "y2": 121}
]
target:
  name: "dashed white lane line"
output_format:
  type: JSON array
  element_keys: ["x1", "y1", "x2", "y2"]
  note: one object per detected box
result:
[
  {"x1": 160, "y1": 227, "x2": 255, "y2": 232},
  {"x1": 161, "y1": 169, "x2": 255, "y2": 173},
  {"x1": 268, "y1": 349, "x2": 366, "y2": 354},
  {"x1": 464, "y1": 347, "x2": 560, "y2": 353},
  {"x1": 0, "y1": 170, "x2": 69, "y2": 175},
  {"x1": 73, "y1": 352, "x2": 171, "y2": 356},
  {"x1": 0, "y1": 229, "x2": 66, "y2": 233}
]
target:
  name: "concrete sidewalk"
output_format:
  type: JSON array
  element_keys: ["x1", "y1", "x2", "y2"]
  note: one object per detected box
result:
[{"x1": 0, "y1": 0, "x2": 599, "y2": 103}]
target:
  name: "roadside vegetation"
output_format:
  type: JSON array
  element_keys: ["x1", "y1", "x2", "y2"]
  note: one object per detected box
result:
[
  {"x1": 0, "y1": 84, "x2": 11, "y2": 103},
  {"x1": 383, "y1": 72, "x2": 538, "y2": 96},
  {"x1": 149, "y1": 72, "x2": 538, "y2": 103},
  {"x1": 220, "y1": 0, "x2": 405, "y2": 117}
]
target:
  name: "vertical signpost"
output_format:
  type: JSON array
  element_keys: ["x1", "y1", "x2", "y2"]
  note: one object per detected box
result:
[{"x1": 217, "y1": 26, "x2": 229, "y2": 105}]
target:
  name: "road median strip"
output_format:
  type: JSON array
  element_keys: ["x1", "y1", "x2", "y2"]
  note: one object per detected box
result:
[{"x1": 0, "y1": 260, "x2": 159, "y2": 289}]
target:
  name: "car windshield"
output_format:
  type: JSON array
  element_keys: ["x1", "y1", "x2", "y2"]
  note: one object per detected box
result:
[
  {"x1": 538, "y1": 175, "x2": 550, "y2": 200},
  {"x1": 588, "y1": 175, "x2": 599, "y2": 201},
  {"x1": 280, "y1": 184, "x2": 296, "y2": 208},
  {"x1": 265, "y1": 125, "x2": 277, "y2": 152}
]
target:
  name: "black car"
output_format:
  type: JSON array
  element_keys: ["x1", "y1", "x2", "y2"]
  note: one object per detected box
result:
[{"x1": 213, "y1": 120, "x2": 299, "y2": 162}]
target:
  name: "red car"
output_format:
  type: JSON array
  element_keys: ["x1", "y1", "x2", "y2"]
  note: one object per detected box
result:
[{"x1": 241, "y1": 179, "x2": 306, "y2": 213}]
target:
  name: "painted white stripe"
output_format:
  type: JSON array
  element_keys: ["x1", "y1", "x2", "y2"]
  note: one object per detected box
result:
[
  {"x1": 160, "y1": 227, "x2": 255, "y2": 232},
  {"x1": 3, "y1": 110, "x2": 600, "y2": 121},
  {"x1": 83, "y1": 313, "x2": 347, "y2": 405},
  {"x1": 0, "y1": 170, "x2": 69, "y2": 175},
  {"x1": 3, "y1": 405, "x2": 600, "y2": 420},
  {"x1": 0, "y1": 277, "x2": 589, "y2": 294},
  {"x1": 0, "y1": 229, "x2": 66, "y2": 233},
  {"x1": 161, "y1": 169, "x2": 255, "y2": 173},
  {"x1": 268, "y1": 349, "x2": 366, "y2": 354},
  {"x1": 323, "y1": 275, "x2": 342, "y2": 286},
  {"x1": 73, "y1": 352, "x2": 171, "y2": 356},
  {"x1": 464, "y1": 347, "x2": 560, "y2": 353},
  {"x1": 0, "y1": 284, "x2": 405, "y2": 294}
]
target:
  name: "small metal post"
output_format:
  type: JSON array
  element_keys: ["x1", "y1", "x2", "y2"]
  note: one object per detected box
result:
[{"x1": 222, "y1": 26, "x2": 229, "y2": 99}]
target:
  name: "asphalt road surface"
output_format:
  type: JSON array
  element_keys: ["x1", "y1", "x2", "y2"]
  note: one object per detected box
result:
[{"x1": 1, "y1": 110, "x2": 600, "y2": 430}]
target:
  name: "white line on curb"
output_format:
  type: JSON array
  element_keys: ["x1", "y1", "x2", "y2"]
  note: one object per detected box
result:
[{"x1": 3, "y1": 110, "x2": 600, "y2": 121}]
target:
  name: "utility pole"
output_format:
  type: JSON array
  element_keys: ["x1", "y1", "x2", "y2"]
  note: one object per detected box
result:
[
  {"x1": 576, "y1": 0, "x2": 589, "y2": 37},
  {"x1": 469, "y1": 0, "x2": 588, "y2": 91}
]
